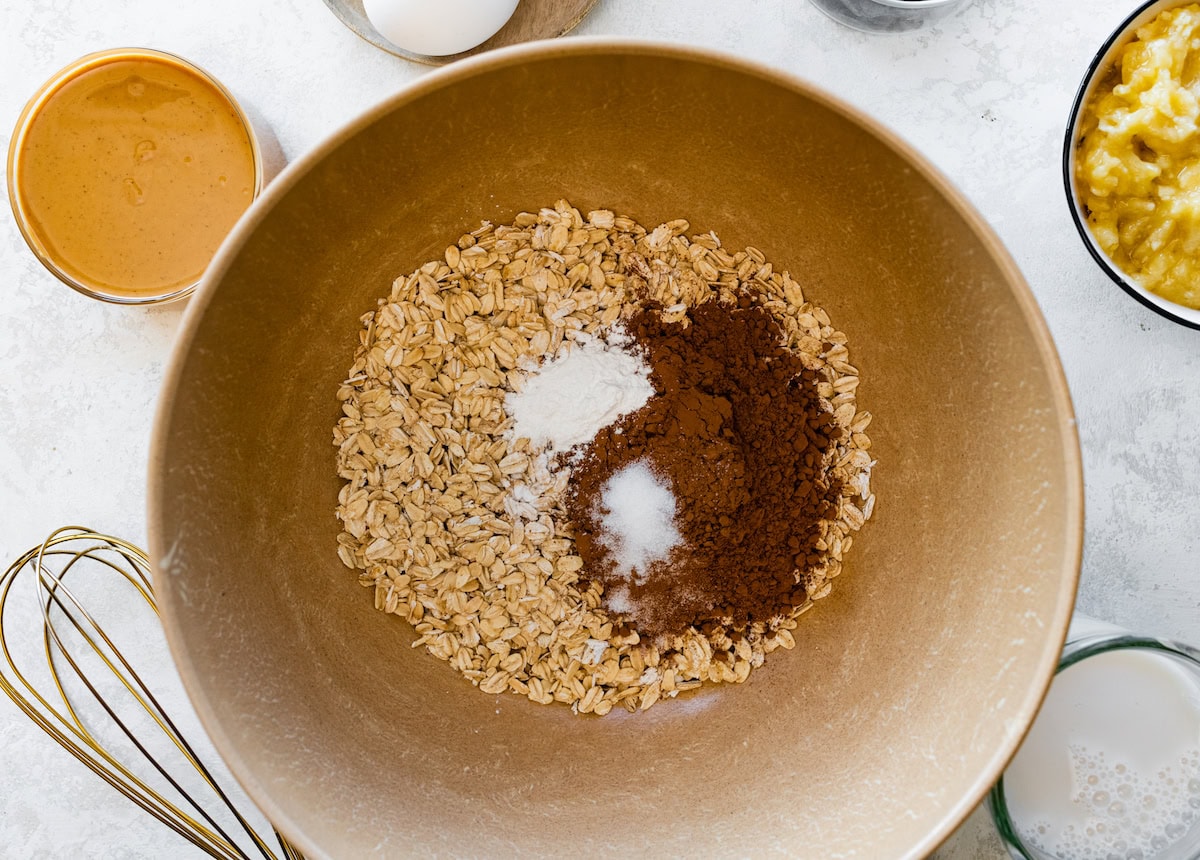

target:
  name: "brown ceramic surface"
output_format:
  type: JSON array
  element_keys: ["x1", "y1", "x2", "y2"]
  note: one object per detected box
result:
[{"x1": 148, "y1": 40, "x2": 1082, "y2": 859}]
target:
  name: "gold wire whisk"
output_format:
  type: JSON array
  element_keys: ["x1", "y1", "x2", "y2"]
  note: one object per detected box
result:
[{"x1": 0, "y1": 527, "x2": 303, "y2": 860}]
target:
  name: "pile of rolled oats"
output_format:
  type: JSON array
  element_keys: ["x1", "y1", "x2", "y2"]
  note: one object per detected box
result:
[{"x1": 333, "y1": 200, "x2": 874, "y2": 715}]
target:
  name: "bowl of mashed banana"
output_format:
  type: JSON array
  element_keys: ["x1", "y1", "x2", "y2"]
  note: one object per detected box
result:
[{"x1": 1066, "y1": 0, "x2": 1200, "y2": 329}]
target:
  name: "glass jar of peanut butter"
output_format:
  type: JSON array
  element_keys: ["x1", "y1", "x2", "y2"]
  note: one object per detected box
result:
[{"x1": 7, "y1": 49, "x2": 266, "y2": 304}]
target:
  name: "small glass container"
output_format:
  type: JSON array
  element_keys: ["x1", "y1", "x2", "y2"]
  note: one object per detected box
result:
[
  {"x1": 321, "y1": 0, "x2": 598, "y2": 65},
  {"x1": 807, "y1": 0, "x2": 969, "y2": 33},
  {"x1": 989, "y1": 619, "x2": 1200, "y2": 860},
  {"x1": 8, "y1": 48, "x2": 270, "y2": 305}
]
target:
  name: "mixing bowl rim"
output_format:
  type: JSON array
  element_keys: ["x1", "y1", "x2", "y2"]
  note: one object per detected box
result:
[{"x1": 148, "y1": 36, "x2": 1084, "y2": 860}]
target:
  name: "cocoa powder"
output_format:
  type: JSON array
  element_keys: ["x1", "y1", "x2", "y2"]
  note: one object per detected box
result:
[{"x1": 565, "y1": 296, "x2": 844, "y2": 641}]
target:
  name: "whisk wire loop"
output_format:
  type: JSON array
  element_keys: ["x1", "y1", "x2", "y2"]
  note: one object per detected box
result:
[{"x1": 0, "y1": 527, "x2": 303, "y2": 860}]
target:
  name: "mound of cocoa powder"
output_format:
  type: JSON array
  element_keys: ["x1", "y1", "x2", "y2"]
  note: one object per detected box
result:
[{"x1": 565, "y1": 296, "x2": 844, "y2": 641}]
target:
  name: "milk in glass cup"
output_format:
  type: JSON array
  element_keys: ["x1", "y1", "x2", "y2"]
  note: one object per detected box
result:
[{"x1": 989, "y1": 617, "x2": 1200, "y2": 860}]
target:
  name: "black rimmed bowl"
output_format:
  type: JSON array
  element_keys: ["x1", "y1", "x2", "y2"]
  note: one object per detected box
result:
[{"x1": 1064, "y1": 0, "x2": 1200, "y2": 331}]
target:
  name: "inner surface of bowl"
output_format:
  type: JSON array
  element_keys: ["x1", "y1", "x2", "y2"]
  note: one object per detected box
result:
[{"x1": 149, "y1": 41, "x2": 1081, "y2": 859}]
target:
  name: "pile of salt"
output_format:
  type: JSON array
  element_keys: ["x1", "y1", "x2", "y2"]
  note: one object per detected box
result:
[{"x1": 596, "y1": 459, "x2": 682, "y2": 586}]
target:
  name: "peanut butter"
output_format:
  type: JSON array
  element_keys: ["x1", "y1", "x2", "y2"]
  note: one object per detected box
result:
[{"x1": 9, "y1": 50, "x2": 258, "y2": 301}]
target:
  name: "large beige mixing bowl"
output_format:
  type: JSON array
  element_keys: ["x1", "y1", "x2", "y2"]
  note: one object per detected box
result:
[{"x1": 149, "y1": 40, "x2": 1082, "y2": 859}]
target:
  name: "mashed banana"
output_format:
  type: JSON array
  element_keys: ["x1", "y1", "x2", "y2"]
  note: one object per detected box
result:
[{"x1": 1076, "y1": 4, "x2": 1200, "y2": 309}]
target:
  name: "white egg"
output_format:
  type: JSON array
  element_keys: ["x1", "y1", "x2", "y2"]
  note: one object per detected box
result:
[{"x1": 363, "y1": 0, "x2": 520, "y2": 57}]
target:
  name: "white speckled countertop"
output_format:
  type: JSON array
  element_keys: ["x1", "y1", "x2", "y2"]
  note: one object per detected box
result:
[{"x1": 1, "y1": 0, "x2": 1197, "y2": 857}]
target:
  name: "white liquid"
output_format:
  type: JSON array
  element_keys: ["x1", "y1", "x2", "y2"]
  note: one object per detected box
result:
[{"x1": 1004, "y1": 648, "x2": 1200, "y2": 859}]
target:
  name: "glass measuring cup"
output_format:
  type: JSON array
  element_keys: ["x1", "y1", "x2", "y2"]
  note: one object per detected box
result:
[{"x1": 990, "y1": 618, "x2": 1200, "y2": 860}]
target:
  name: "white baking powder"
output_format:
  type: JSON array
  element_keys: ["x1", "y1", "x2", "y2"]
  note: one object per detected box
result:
[
  {"x1": 596, "y1": 459, "x2": 682, "y2": 585},
  {"x1": 505, "y1": 328, "x2": 653, "y2": 455}
]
